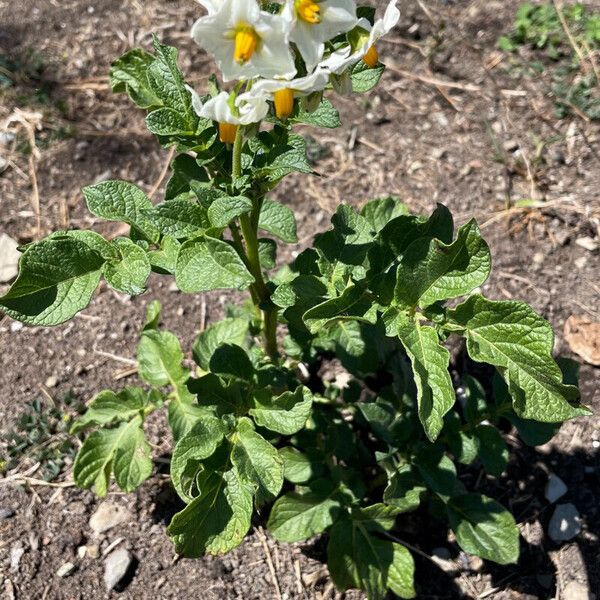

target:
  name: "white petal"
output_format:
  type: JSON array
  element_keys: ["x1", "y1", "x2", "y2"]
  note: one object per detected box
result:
[
  {"x1": 290, "y1": 20, "x2": 325, "y2": 72},
  {"x1": 235, "y1": 91, "x2": 270, "y2": 124},
  {"x1": 186, "y1": 85, "x2": 204, "y2": 117},
  {"x1": 289, "y1": 0, "x2": 357, "y2": 71},
  {"x1": 199, "y1": 92, "x2": 240, "y2": 124}
]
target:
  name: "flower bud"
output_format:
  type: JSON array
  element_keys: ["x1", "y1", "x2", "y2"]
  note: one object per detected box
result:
[{"x1": 274, "y1": 88, "x2": 295, "y2": 121}]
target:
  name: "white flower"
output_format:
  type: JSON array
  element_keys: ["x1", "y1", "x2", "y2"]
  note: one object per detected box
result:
[
  {"x1": 286, "y1": 0, "x2": 358, "y2": 72},
  {"x1": 197, "y1": 90, "x2": 269, "y2": 125},
  {"x1": 249, "y1": 68, "x2": 331, "y2": 119},
  {"x1": 320, "y1": 0, "x2": 400, "y2": 75},
  {"x1": 191, "y1": 0, "x2": 296, "y2": 82}
]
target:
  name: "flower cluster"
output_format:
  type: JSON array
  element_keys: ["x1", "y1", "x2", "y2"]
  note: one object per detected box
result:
[{"x1": 191, "y1": 0, "x2": 399, "y2": 142}]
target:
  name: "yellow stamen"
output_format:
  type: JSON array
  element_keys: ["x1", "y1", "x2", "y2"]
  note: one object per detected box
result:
[
  {"x1": 296, "y1": 0, "x2": 321, "y2": 24},
  {"x1": 234, "y1": 27, "x2": 259, "y2": 64},
  {"x1": 219, "y1": 122, "x2": 238, "y2": 144},
  {"x1": 363, "y1": 45, "x2": 379, "y2": 68},
  {"x1": 274, "y1": 88, "x2": 295, "y2": 121}
]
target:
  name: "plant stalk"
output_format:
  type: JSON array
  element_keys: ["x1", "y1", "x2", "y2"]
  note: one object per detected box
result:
[{"x1": 232, "y1": 127, "x2": 279, "y2": 361}]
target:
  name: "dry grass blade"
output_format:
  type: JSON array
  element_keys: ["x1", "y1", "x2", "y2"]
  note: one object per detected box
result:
[{"x1": 255, "y1": 527, "x2": 282, "y2": 600}]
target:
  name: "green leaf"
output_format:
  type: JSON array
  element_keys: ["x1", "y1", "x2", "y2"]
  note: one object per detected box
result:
[
  {"x1": 474, "y1": 425, "x2": 508, "y2": 476},
  {"x1": 167, "y1": 383, "x2": 208, "y2": 441},
  {"x1": 351, "y1": 60, "x2": 385, "y2": 93},
  {"x1": 254, "y1": 132, "x2": 312, "y2": 182},
  {"x1": 175, "y1": 236, "x2": 254, "y2": 293},
  {"x1": 209, "y1": 343, "x2": 255, "y2": 382},
  {"x1": 82, "y1": 180, "x2": 160, "y2": 243},
  {"x1": 250, "y1": 386, "x2": 313, "y2": 435},
  {"x1": 207, "y1": 196, "x2": 253, "y2": 228},
  {"x1": 303, "y1": 284, "x2": 377, "y2": 333},
  {"x1": 231, "y1": 418, "x2": 283, "y2": 503},
  {"x1": 168, "y1": 468, "x2": 253, "y2": 557},
  {"x1": 267, "y1": 481, "x2": 342, "y2": 542},
  {"x1": 0, "y1": 237, "x2": 104, "y2": 326},
  {"x1": 388, "y1": 311, "x2": 455, "y2": 441},
  {"x1": 394, "y1": 220, "x2": 491, "y2": 308},
  {"x1": 387, "y1": 543, "x2": 417, "y2": 599},
  {"x1": 137, "y1": 329, "x2": 187, "y2": 386},
  {"x1": 146, "y1": 107, "x2": 196, "y2": 136},
  {"x1": 110, "y1": 48, "x2": 161, "y2": 109},
  {"x1": 416, "y1": 449, "x2": 465, "y2": 499},
  {"x1": 71, "y1": 387, "x2": 152, "y2": 433},
  {"x1": 447, "y1": 295, "x2": 589, "y2": 422},
  {"x1": 192, "y1": 317, "x2": 249, "y2": 371},
  {"x1": 143, "y1": 299, "x2": 162, "y2": 330},
  {"x1": 73, "y1": 416, "x2": 152, "y2": 495},
  {"x1": 46, "y1": 230, "x2": 120, "y2": 261},
  {"x1": 170, "y1": 416, "x2": 226, "y2": 502},
  {"x1": 145, "y1": 199, "x2": 209, "y2": 238},
  {"x1": 147, "y1": 38, "x2": 195, "y2": 128},
  {"x1": 372, "y1": 204, "x2": 454, "y2": 273},
  {"x1": 447, "y1": 493, "x2": 519, "y2": 565},
  {"x1": 103, "y1": 237, "x2": 151, "y2": 295},
  {"x1": 258, "y1": 238, "x2": 277, "y2": 269},
  {"x1": 316, "y1": 204, "x2": 374, "y2": 269},
  {"x1": 290, "y1": 99, "x2": 341, "y2": 128},
  {"x1": 328, "y1": 518, "x2": 414, "y2": 600},
  {"x1": 355, "y1": 503, "x2": 403, "y2": 530},
  {"x1": 383, "y1": 465, "x2": 427, "y2": 513},
  {"x1": 279, "y1": 447, "x2": 323, "y2": 484},
  {"x1": 361, "y1": 196, "x2": 409, "y2": 233},
  {"x1": 258, "y1": 200, "x2": 298, "y2": 243},
  {"x1": 148, "y1": 236, "x2": 181, "y2": 274}
]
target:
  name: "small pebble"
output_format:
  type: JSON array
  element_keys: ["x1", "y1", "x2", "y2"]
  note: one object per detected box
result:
[
  {"x1": 0, "y1": 507, "x2": 15, "y2": 521},
  {"x1": 548, "y1": 503, "x2": 582, "y2": 542},
  {"x1": 45, "y1": 375, "x2": 59, "y2": 388},
  {"x1": 104, "y1": 548, "x2": 133, "y2": 591},
  {"x1": 56, "y1": 562, "x2": 76, "y2": 578},
  {"x1": 575, "y1": 237, "x2": 598, "y2": 252},
  {"x1": 545, "y1": 474, "x2": 568, "y2": 504},
  {"x1": 563, "y1": 581, "x2": 592, "y2": 600}
]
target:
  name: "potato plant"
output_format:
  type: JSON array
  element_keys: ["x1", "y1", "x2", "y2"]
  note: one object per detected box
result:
[{"x1": 0, "y1": 1, "x2": 589, "y2": 597}]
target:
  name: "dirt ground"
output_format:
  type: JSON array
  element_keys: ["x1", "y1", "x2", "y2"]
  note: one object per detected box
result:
[{"x1": 0, "y1": 0, "x2": 599, "y2": 598}]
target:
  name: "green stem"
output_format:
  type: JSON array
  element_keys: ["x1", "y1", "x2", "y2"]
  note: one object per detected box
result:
[{"x1": 231, "y1": 127, "x2": 279, "y2": 361}]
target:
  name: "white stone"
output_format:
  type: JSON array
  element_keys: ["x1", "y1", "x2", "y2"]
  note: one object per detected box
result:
[
  {"x1": 563, "y1": 581, "x2": 591, "y2": 600},
  {"x1": 89, "y1": 502, "x2": 131, "y2": 535},
  {"x1": 575, "y1": 237, "x2": 598, "y2": 252},
  {"x1": 548, "y1": 503, "x2": 582, "y2": 542},
  {"x1": 545, "y1": 474, "x2": 568, "y2": 503},
  {"x1": 56, "y1": 562, "x2": 75, "y2": 578},
  {"x1": 0, "y1": 234, "x2": 20, "y2": 283},
  {"x1": 103, "y1": 548, "x2": 133, "y2": 591}
]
